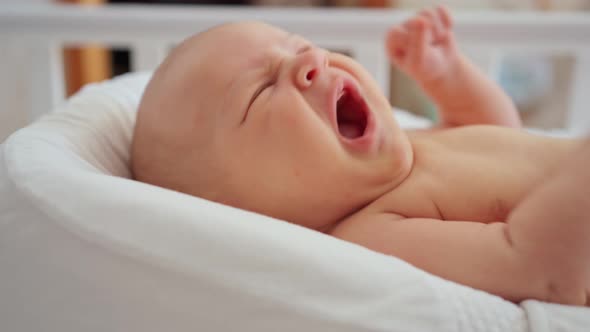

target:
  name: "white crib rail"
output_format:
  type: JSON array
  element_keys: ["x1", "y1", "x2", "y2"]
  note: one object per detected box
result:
[{"x1": 1, "y1": 4, "x2": 590, "y2": 132}]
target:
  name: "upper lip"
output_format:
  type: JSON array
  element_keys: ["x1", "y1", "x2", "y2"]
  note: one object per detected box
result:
[{"x1": 328, "y1": 75, "x2": 370, "y2": 141}]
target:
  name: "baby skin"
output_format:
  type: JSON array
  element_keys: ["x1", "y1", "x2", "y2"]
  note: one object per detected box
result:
[{"x1": 131, "y1": 7, "x2": 590, "y2": 305}]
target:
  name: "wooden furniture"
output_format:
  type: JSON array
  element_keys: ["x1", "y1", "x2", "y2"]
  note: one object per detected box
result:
[{"x1": 60, "y1": 0, "x2": 111, "y2": 96}]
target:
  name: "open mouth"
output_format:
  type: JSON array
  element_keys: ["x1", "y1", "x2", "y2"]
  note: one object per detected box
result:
[{"x1": 336, "y1": 85, "x2": 368, "y2": 140}]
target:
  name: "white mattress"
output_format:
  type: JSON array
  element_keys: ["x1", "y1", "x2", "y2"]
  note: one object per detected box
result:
[{"x1": 0, "y1": 72, "x2": 588, "y2": 332}]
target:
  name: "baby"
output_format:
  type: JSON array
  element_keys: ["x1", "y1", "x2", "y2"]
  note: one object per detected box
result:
[{"x1": 131, "y1": 6, "x2": 590, "y2": 305}]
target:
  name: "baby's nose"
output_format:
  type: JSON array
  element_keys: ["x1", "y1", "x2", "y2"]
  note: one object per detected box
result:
[{"x1": 294, "y1": 48, "x2": 328, "y2": 89}]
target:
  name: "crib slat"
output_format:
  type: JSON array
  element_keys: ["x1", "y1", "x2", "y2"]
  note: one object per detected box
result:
[
  {"x1": 30, "y1": 41, "x2": 65, "y2": 121},
  {"x1": 566, "y1": 52, "x2": 590, "y2": 135},
  {"x1": 131, "y1": 43, "x2": 169, "y2": 72},
  {"x1": 2, "y1": 5, "x2": 590, "y2": 133}
]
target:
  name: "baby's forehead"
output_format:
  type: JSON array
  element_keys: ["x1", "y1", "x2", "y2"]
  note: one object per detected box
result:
[
  {"x1": 216, "y1": 21, "x2": 287, "y2": 37},
  {"x1": 186, "y1": 22, "x2": 292, "y2": 83},
  {"x1": 165, "y1": 22, "x2": 294, "y2": 121},
  {"x1": 180, "y1": 22, "x2": 286, "y2": 76},
  {"x1": 204, "y1": 21, "x2": 288, "y2": 47}
]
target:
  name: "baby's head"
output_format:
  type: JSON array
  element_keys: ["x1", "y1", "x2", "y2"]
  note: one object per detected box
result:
[{"x1": 131, "y1": 22, "x2": 412, "y2": 231}]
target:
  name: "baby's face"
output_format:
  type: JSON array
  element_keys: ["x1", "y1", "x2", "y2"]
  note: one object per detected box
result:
[{"x1": 137, "y1": 22, "x2": 412, "y2": 230}]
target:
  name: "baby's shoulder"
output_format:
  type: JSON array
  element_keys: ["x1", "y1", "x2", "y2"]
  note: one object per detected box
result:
[
  {"x1": 407, "y1": 124, "x2": 521, "y2": 142},
  {"x1": 407, "y1": 125, "x2": 556, "y2": 158}
]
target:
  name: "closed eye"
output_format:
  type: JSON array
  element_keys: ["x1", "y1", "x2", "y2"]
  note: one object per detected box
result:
[{"x1": 241, "y1": 80, "x2": 274, "y2": 124}]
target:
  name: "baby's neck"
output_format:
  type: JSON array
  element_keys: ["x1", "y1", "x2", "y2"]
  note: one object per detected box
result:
[{"x1": 319, "y1": 142, "x2": 416, "y2": 234}]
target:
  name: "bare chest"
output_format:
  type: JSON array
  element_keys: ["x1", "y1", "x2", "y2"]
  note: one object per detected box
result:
[
  {"x1": 366, "y1": 127, "x2": 573, "y2": 223},
  {"x1": 376, "y1": 156, "x2": 534, "y2": 222}
]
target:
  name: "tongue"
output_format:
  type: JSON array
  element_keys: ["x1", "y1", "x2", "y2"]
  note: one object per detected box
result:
[{"x1": 339, "y1": 123, "x2": 363, "y2": 139}]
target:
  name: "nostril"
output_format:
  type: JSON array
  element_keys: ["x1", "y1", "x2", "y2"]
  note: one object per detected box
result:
[{"x1": 306, "y1": 69, "x2": 316, "y2": 81}]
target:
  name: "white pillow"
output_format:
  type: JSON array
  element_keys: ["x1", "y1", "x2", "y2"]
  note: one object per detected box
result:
[{"x1": 1, "y1": 72, "x2": 587, "y2": 332}]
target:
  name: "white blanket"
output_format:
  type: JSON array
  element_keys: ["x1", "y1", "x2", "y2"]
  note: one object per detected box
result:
[{"x1": 0, "y1": 72, "x2": 588, "y2": 332}]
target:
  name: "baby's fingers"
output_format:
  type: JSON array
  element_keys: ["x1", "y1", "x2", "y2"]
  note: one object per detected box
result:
[
  {"x1": 407, "y1": 18, "x2": 431, "y2": 69},
  {"x1": 436, "y1": 5, "x2": 453, "y2": 30},
  {"x1": 418, "y1": 8, "x2": 445, "y2": 43},
  {"x1": 386, "y1": 26, "x2": 409, "y2": 64}
]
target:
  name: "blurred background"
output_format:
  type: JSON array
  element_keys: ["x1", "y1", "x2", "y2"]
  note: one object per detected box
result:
[{"x1": 1, "y1": 0, "x2": 589, "y2": 141}]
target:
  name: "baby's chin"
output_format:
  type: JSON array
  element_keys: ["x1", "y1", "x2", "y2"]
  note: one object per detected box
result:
[{"x1": 369, "y1": 117, "x2": 414, "y2": 188}]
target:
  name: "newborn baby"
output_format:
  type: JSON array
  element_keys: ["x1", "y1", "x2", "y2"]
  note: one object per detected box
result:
[{"x1": 131, "y1": 6, "x2": 590, "y2": 305}]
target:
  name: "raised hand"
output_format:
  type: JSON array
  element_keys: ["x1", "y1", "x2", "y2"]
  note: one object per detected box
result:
[
  {"x1": 386, "y1": 6, "x2": 521, "y2": 128},
  {"x1": 386, "y1": 6, "x2": 458, "y2": 84}
]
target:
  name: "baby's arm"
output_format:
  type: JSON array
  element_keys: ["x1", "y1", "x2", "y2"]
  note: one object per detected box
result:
[
  {"x1": 331, "y1": 142, "x2": 590, "y2": 304},
  {"x1": 386, "y1": 6, "x2": 521, "y2": 128},
  {"x1": 504, "y1": 139, "x2": 590, "y2": 305},
  {"x1": 331, "y1": 214, "x2": 545, "y2": 303}
]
